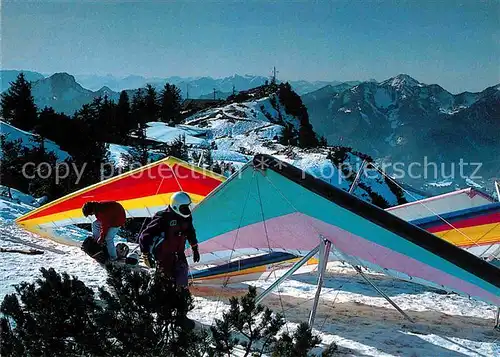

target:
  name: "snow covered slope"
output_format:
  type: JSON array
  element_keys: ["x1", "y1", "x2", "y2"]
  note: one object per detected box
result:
[
  {"x1": 0, "y1": 120, "x2": 70, "y2": 160},
  {"x1": 144, "y1": 122, "x2": 209, "y2": 147},
  {"x1": 180, "y1": 95, "x2": 419, "y2": 206},
  {"x1": 1, "y1": 190, "x2": 498, "y2": 356}
]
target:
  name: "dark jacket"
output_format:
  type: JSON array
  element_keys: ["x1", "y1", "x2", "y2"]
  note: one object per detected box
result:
[
  {"x1": 139, "y1": 207, "x2": 197, "y2": 272},
  {"x1": 94, "y1": 201, "x2": 126, "y2": 242}
]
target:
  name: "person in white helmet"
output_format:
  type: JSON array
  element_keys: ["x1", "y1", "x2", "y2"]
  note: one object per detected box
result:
[{"x1": 138, "y1": 191, "x2": 200, "y2": 287}]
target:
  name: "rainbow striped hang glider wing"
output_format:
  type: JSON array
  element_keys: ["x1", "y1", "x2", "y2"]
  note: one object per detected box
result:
[
  {"x1": 191, "y1": 154, "x2": 500, "y2": 306},
  {"x1": 16, "y1": 157, "x2": 225, "y2": 241},
  {"x1": 386, "y1": 187, "x2": 496, "y2": 221},
  {"x1": 411, "y1": 203, "x2": 500, "y2": 258},
  {"x1": 386, "y1": 188, "x2": 499, "y2": 259}
]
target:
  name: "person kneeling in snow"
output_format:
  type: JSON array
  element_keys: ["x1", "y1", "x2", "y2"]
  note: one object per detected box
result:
[
  {"x1": 82, "y1": 201, "x2": 126, "y2": 261},
  {"x1": 138, "y1": 192, "x2": 200, "y2": 287}
]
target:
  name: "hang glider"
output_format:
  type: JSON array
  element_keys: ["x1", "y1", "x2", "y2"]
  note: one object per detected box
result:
[
  {"x1": 386, "y1": 187, "x2": 496, "y2": 221},
  {"x1": 16, "y1": 157, "x2": 225, "y2": 244},
  {"x1": 190, "y1": 188, "x2": 500, "y2": 283},
  {"x1": 190, "y1": 154, "x2": 500, "y2": 307},
  {"x1": 387, "y1": 188, "x2": 500, "y2": 259},
  {"x1": 189, "y1": 252, "x2": 318, "y2": 285},
  {"x1": 410, "y1": 203, "x2": 500, "y2": 258}
]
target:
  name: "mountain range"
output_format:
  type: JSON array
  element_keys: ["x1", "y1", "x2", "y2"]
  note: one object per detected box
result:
[
  {"x1": 2, "y1": 69, "x2": 497, "y2": 194},
  {"x1": 1, "y1": 70, "x2": 342, "y2": 105},
  {"x1": 28, "y1": 73, "x2": 121, "y2": 114},
  {"x1": 302, "y1": 74, "x2": 499, "y2": 193}
]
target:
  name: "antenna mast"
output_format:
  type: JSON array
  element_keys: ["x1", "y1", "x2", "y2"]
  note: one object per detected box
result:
[{"x1": 271, "y1": 66, "x2": 279, "y2": 84}]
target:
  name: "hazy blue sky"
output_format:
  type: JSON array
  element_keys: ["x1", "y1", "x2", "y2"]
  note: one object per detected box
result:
[{"x1": 2, "y1": 0, "x2": 499, "y2": 93}]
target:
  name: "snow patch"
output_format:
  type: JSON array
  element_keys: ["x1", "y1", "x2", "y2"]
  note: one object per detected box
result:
[
  {"x1": 465, "y1": 178, "x2": 483, "y2": 189},
  {"x1": 144, "y1": 122, "x2": 209, "y2": 147},
  {"x1": 108, "y1": 144, "x2": 132, "y2": 167},
  {"x1": 428, "y1": 180, "x2": 453, "y2": 187},
  {"x1": 0, "y1": 120, "x2": 70, "y2": 160}
]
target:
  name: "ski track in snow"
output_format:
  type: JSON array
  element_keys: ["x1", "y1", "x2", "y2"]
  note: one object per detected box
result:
[{"x1": 1, "y1": 191, "x2": 499, "y2": 356}]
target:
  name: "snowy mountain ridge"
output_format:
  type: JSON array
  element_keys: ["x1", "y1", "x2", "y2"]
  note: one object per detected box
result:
[
  {"x1": 303, "y1": 74, "x2": 500, "y2": 194},
  {"x1": 30, "y1": 73, "x2": 121, "y2": 115},
  {"x1": 178, "y1": 92, "x2": 419, "y2": 206}
]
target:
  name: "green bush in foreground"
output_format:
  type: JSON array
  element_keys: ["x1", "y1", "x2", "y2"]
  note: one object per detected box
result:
[{"x1": 1, "y1": 266, "x2": 335, "y2": 356}]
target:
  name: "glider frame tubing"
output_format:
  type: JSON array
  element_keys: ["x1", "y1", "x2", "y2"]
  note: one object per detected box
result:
[
  {"x1": 351, "y1": 265, "x2": 414, "y2": 323},
  {"x1": 308, "y1": 238, "x2": 331, "y2": 327},
  {"x1": 255, "y1": 244, "x2": 321, "y2": 305},
  {"x1": 255, "y1": 235, "x2": 414, "y2": 328}
]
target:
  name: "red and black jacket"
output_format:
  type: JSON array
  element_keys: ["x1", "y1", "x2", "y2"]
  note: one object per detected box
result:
[{"x1": 94, "y1": 201, "x2": 126, "y2": 242}]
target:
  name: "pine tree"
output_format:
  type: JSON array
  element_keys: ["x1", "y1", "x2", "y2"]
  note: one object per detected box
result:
[
  {"x1": 144, "y1": 84, "x2": 159, "y2": 123},
  {"x1": 191, "y1": 151, "x2": 201, "y2": 164},
  {"x1": 272, "y1": 323, "x2": 331, "y2": 357},
  {"x1": 0, "y1": 267, "x2": 105, "y2": 356},
  {"x1": 98, "y1": 94, "x2": 118, "y2": 143},
  {"x1": 280, "y1": 124, "x2": 297, "y2": 146},
  {"x1": 211, "y1": 161, "x2": 222, "y2": 174},
  {"x1": 36, "y1": 107, "x2": 74, "y2": 150},
  {"x1": 116, "y1": 90, "x2": 132, "y2": 142},
  {"x1": 210, "y1": 286, "x2": 285, "y2": 357},
  {"x1": 0, "y1": 135, "x2": 28, "y2": 193},
  {"x1": 161, "y1": 135, "x2": 188, "y2": 161},
  {"x1": 131, "y1": 88, "x2": 146, "y2": 127},
  {"x1": 122, "y1": 123, "x2": 150, "y2": 167},
  {"x1": 1, "y1": 73, "x2": 38, "y2": 131},
  {"x1": 1, "y1": 266, "x2": 210, "y2": 357},
  {"x1": 298, "y1": 122, "x2": 319, "y2": 148},
  {"x1": 160, "y1": 83, "x2": 183, "y2": 125},
  {"x1": 277, "y1": 82, "x2": 319, "y2": 148},
  {"x1": 203, "y1": 149, "x2": 214, "y2": 168},
  {"x1": 209, "y1": 286, "x2": 326, "y2": 356},
  {"x1": 71, "y1": 100, "x2": 111, "y2": 188}
]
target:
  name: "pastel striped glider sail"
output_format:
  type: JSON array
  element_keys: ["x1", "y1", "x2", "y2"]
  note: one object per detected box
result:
[
  {"x1": 191, "y1": 154, "x2": 500, "y2": 306},
  {"x1": 16, "y1": 157, "x2": 225, "y2": 241}
]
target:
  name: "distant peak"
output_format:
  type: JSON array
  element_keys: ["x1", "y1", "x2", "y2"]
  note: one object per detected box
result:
[
  {"x1": 382, "y1": 74, "x2": 422, "y2": 89},
  {"x1": 49, "y1": 72, "x2": 77, "y2": 84},
  {"x1": 98, "y1": 86, "x2": 112, "y2": 92}
]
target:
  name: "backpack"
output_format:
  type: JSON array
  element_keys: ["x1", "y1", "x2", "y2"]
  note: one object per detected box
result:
[{"x1": 81, "y1": 236, "x2": 109, "y2": 263}]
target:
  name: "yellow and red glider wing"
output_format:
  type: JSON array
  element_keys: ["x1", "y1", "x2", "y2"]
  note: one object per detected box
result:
[{"x1": 16, "y1": 157, "x2": 225, "y2": 234}]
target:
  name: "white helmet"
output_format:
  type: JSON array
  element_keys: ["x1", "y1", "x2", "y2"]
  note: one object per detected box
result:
[{"x1": 170, "y1": 191, "x2": 192, "y2": 218}]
